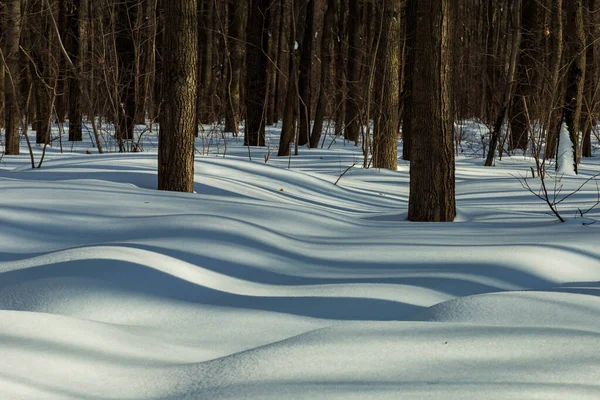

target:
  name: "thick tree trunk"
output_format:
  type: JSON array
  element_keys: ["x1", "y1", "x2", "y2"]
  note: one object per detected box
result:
[
  {"x1": 558, "y1": 0, "x2": 586, "y2": 173},
  {"x1": 158, "y1": 0, "x2": 197, "y2": 192},
  {"x1": 4, "y1": 0, "x2": 22, "y2": 155},
  {"x1": 245, "y1": 0, "x2": 269, "y2": 146},
  {"x1": 408, "y1": 0, "x2": 456, "y2": 222},
  {"x1": 373, "y1": 0, "x2": 401, "y2": 170}
]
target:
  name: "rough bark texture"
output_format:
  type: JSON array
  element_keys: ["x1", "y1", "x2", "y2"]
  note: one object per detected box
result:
[
  {"x1": 116, "y1": 0, "x2": 137, "y2": 142},
  {"x1": 158, "y1": 0, "x2": 197, "y2": 192},
  {"x1": 402, "y1": 0, "x2": 416, "y2": 160},
  {"x1": 544, "y1": 0, "x2": 563, "y2": 159},
  {"x1": 344, "y1": 0, "x2": 363, "y2": 144},
  {"x1": 198, "y1": 0, "x2": 215, "y2": 125},
  {"x1": 509, "y1": 0, "x2": 538, "y2": 152},
  {"x1": 224, "y1": 0, "x2": 247, "y2": 135},
  {"x1": 297, "y1": 0, "x2": 315, "y2": 146},
  {"x1": 4, "y1": 0, "x2": 22, "y2": 155},
  {"x1": 310, "y1": 0, "x2": 337, "y2": 148},
  {"x1": 67, "y1": 0, "x2": 83, "y2": 141},
  {"x1": 245, "y1": 0, "x2": 269, "y2": 146},
  {"x1": 373, "y1": 0, "x2": 400, "y2": 170},
  {"x1": 559, "y1": 0, "x2": 586, "y2": 173},
  {"x1": 408, "y1": 0, "x2": 456, "y2": 222}
]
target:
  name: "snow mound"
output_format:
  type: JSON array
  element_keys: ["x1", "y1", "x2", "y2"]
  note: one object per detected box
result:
[
  {"x1": 556, "y1": 122, "x2": 576, "y2": 176},
  {"x1": 410, "y1": 290, "x2": 600, "y2": 332}
]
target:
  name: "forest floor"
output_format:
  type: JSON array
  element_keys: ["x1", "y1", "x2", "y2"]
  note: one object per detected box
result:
[{"x1": 1, "y1": 122, "x2": 600, "y2": 399}]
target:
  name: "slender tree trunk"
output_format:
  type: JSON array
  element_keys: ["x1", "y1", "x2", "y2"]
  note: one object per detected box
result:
[
  {"x1": 344, "y1": 0, "x2": 363, "y2": 145},
  {"x1": 334, "y1": 0, "x2": 347, "y2": 137},
  {"x1": 310, "y1": 0, "x2": 337, "y2": 148},
  {"x1": 373, "y1": 0, "x2": 401, "y2": 170},
  {"x1": 116, "y1": 0, "x2": 137, "y2": 142},
  {"x1": 266, "y1": 0, "x2": 281, "y2": 126},
  {"x1": 544, "y1": 0, "x2": 563, "y2": 159},
  {"x1": 224, "y1": 0, "x2": 247, "y2": 135},
  {"x1": 558, "y1": 0, "x2": 586, "y2": 173},
  {"x1": 297, "y1": 0, "x2": 315, "y2": 147},
  {"x1": 484, "y1": 0, "x2": 522, "y2": 166},
  {"x1": 4, "y1": 0, "x2": 22, "y2": 155},
  {"x1": 509, "y1": 0, "x2": 538, "y2": 152},
  {"x1": 158, "y1": 0, "x2": 197, "y2": 192},
  {"x1": 67, "y1": 0, "x2": 83, "y2": 141},
  {"x1": 199, "y1": 0, "x2": 215, "y2": 125},
  {"x1": 402, "y1": 0, "x2": 416, "y2": 160},
  {"x1": 245, "y1": 0, "x2": 269, "y2": 146},
  {"x1": 408, "y1": 0, "x2": 456, "y2": 222}
]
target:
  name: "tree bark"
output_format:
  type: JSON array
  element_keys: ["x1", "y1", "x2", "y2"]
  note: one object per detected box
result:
[
  {"x1": 4, "y1": 0, "x2": 22, "y2": 155},
  {"x1": 297, "y1": 0, "x2": 315, "y2": 147},
  {"x1": 344, "y1": 0, "x2": 363, "y2": 144},
  {"x1": 158, "y1": 0, "x2": 197, "y2": 192},
  {"x1": 310, "y1": 0, "x2": 337, "y2": 148},
  {"x1": 373, "y1": 0, "x2": 401, "y2": 170},
  {"x1": 402, "y1": 0, "x2": 416, "y2": 160},
  {"x1": 224, "y1": 0, "x2": 247, "y2": 135},
  {"x1": 558, "y1": 0, "x2": 586, "y2": 173},
  {"x1": 408, "y1": 0, "x2": 456, "y2": 222},
  {"x1": 245, "y1": 0, "x2": 270, "y2": 146},
  {"x1": 67, "y1": 0, "x2": 83, "y2": 141}
]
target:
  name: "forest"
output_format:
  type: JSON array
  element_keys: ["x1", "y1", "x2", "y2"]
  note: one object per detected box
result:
[{"x1": 1, "y1": 1, "x2": 600, "y2": 399}]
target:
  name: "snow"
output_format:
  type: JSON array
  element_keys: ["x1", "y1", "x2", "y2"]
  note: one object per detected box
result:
[
  {"x1": 1, "y1": 123, "x2": 600, "y2": 399},
  {"x1": 557, "y1": 122, "x2": 577, "y2": 176}
]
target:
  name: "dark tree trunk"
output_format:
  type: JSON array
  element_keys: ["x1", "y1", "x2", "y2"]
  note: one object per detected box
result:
[
  {"x1": 402, "y1": 0, "x2": 416, "y2": 160},
  {"x1": 4, "y1": 0, "x2": 22, "y2": 155},
  {"x1": 198, "y1": 0, "x2": 215, "y2": 125},
  {"x1": 558, "y1": 0, "x2": 586, "y2": 173},
  {"x1": 266, "y1": 0, "x2": 281, "y2": 126},
  {"x1": 509, "y1": 0, "x2": 539, "y2": 152},
  {"x1": 544, "y1": 0, "x2": 563, "y2": 159},
  {"x1": 408, "y1": 0, "x2": 456, "y2": 222},
  {"x1": 310, "y1": 0, "x2": 337, "y2": 148},
  {"x1": 224, "y1": 0, "x2": 247, "y2": 135},
  {"x1": 67, "y1": 0, "x2": 83, "y2": 142},
  {"x1": 344, "y1": 0, "x2": 363, "y2": 144},
  {"x1": 373, "y1": 0, "x2": 401, "y2": 170},
  {"x1": 245, "y1": 0, "x2": 270, "y2": 146},
  {"x1": 297, "y1": 0, "x2": 315, "y2": 147},
  {"x1": 158, "y1": 0, "x2": 197, "y2": 192},
  {"x1": 116, "y1": 0, "x2": 137, "y2": 143}
]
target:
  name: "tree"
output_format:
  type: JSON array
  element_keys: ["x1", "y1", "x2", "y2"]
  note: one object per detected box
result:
[
  {"x1": 558, "y1": 0, "x2": 586, "y2": 173},
  {"x1": 67, "y1": 0, "x2": 83, "y2": 142},
  {"x1": 224, "y1": 0, "x2": 247, "y2": 135},
  {"x1": 158, "y1": 0, "x2": 197, "y2": 192},
  {"x1": 408, "y1": 0, "x2": 456, "y2": 222},
  {"x1": 245, "y1": 0, "x2": 269, "y2": 146},
  {"x1": 372, "y1": 0, "x2": 401, "y2": 170},
  {"x1": 3, "y1": 0, "x2": 22, "y2": 155}
]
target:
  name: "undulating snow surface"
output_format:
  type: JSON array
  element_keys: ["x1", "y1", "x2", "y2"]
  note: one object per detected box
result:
[{"x1": 1, "y1": 124, "x2": 600, "y2": 399}]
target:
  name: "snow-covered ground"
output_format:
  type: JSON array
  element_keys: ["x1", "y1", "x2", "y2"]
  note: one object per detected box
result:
[{"x1": 1, "y1": 123, "x2": 600, "y2": 399}]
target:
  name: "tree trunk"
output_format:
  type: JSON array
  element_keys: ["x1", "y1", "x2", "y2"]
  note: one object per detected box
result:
[
  {"x1": 558, "y1": 0, "x2": 586, "y2": 173},
  {"x1": 116, "y1": 0, "x2": 137, "y2": 143},
  {"x1": 4, "y1": 0, "x2": 22, "y2": 155},
  {"x1": 344, "y1": 0, "x2": 363, "y2": 144},
  {"x1": 544, "y1": 0, "x2": 563, "y2": 159},
  {"x1": 224, "y1": 0, "x2": 247, "y2": 135},
  {"x1": 158, "y1": 0, "x2": 197, "y2": 192},
  {"x1": 266, "y1": 0, "x2": 281, "y2": 126},
  {"x1": 310, "y1": 0, "x2": 337, "y2": 148},
  {"x1": 408, "y1": 0, "x2": 456, "y2": 222},
  {"x1": 509, "y1": 0, "x2": 538, "y2": 152},
  {"x1": 373, "y1": 0, "x2": 401, "y2": 170},
  {"x1": 198, "y1": 0, "x2": 215, "y2": 125},
  {"x1": 68, "y1": 0, "x2": 83, "y2": 141},
  {"x1": 402, "y1": 0, "x2": 416, "y2": 160},
  {"x1": 484, "y1": 0, "x2": 522, "y2": 166},
  {"x1": 297, "y1": 0, "x2": 315, "y2": 147},
  {"x1": 245, "y1": 0, "x2": 269, "y2": 146}
]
